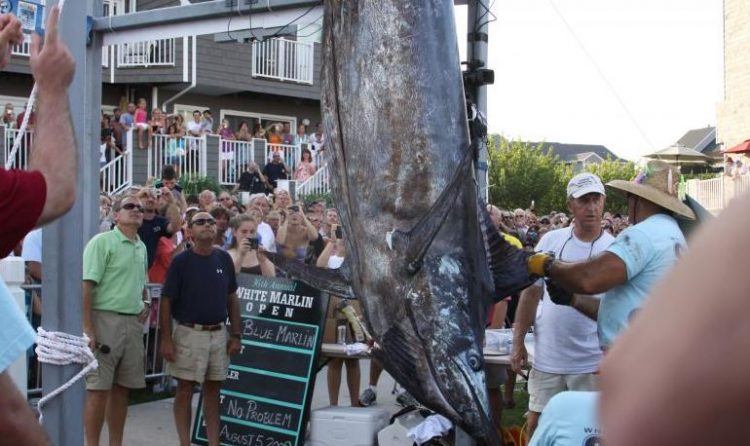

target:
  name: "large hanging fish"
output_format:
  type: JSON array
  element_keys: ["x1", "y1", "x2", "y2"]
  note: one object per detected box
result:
[{"x1": 270, "y1": 1, "x2": 534, "y2": 443}]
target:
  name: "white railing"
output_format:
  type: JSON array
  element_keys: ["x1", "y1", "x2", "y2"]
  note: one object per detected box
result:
[
  {"x1": 117, "y1": 39, "x2": 176, "y2": 68},
  {"x1": 3, "y1": 128, "x2": 32, "y2": 170},
  {"x1": 252, "y1": 37, "x2": 314, "y2": 85},
  {"x1": 297, "y1": 163, "x2": 329, "y2": 197},
  {"x1": 11, "y1": 35, "x2": 31, "y2": 57},
  {"x1": 686, "y1": 174, "x2": 750, "y2": 214},
  {"x1": 218, "y1": 138, "x2": 303, "y2": 186},
  {"x1": 100, "y1": 151, "x2": 131, "y2": 195},
  {"x1": 149, "y1": 134, "x2": 207, "y2": 179}
]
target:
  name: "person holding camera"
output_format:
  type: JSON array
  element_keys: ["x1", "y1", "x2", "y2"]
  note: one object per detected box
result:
[
  {"x1": 276, "y1": 204, "x2": 319, "y2": 262},
  {"x1": 317, "y1": 224, "x2": 362, "y2": 407},
  {"x1": 227, "y1": 214, "x2": 275, "y2": 276},
  {"x1": 159, "y1": 211, "x2": 242, "y2": 446}
]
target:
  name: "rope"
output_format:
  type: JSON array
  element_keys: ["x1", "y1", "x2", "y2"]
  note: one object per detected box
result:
[
  {"x1": 5, "y1": 0, "x2": 68, "y2": 170},
  {"x1": 34, "y1": 327, "x2": 98, "y2": 424}
]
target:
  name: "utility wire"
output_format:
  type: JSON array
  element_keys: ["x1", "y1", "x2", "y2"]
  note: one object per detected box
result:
[{"x1": 546, "y1": 0, "x2": 655, "y2": 150}]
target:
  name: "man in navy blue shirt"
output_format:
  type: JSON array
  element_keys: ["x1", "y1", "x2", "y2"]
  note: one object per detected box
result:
[{"x1": 160, "y1": 211, "x2": 242, "y2": 446}]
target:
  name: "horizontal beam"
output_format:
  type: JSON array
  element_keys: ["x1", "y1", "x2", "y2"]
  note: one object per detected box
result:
[{"x1": 94, "y1": 0, "x2": 322, "y2": 45}]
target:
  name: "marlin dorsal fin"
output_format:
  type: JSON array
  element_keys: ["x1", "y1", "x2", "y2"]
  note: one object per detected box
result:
[{"x1": 392, "y1": 143, "x2": 475, "y2": 274}]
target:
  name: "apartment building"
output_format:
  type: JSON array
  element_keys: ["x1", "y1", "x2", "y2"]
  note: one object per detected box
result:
[{"x1": 1, "y1": 0, "x2": 323, "y2": 143}]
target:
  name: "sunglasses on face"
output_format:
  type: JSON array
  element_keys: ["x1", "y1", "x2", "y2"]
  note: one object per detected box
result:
[
  {"x1": 121, "y1": 203, "x2": 144, "y2": 212},
  {"x1": 192, "y1": 218, "x2": 216, "y2": 226}
]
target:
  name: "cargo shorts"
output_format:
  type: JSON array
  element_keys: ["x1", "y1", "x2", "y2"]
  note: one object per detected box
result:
[
  {"x1": 85, "y1": 310, "x2": 146, "y2": 390},
  {"x1": 528, "y1": 368, "x2": 599, "y2": 413},
  {"x1": 166, "y1": 324, "x2": 229, "y2": 383}
]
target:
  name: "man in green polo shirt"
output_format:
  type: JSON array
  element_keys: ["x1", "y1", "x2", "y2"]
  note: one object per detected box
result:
[{"x1": 82, "y1": 194, "x2": 150, "y2": 446}]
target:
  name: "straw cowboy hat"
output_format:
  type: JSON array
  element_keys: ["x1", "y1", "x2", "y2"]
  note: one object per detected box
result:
[{"x1": 607, "y1": 160, "x2": 696, "y2": 220}]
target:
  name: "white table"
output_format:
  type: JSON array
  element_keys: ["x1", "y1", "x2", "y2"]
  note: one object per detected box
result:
[{"x1": 320, "y1": 341, "x2": 535, "y2": 366}]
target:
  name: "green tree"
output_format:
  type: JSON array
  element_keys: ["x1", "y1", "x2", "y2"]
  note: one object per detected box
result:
[
  {"x1": 487, "y1": 135, "x2": 636, "y2": 215},
  {"x1": 584, "y1": 158, "x2": 637, "y2": 214},
  {"x1": 487, "y1": 137, "x2": 568, "y2": 214}
]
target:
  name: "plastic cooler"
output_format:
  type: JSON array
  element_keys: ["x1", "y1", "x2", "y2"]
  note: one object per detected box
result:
[{"x1": 308, "y1": 406, "x2": 390, "y2": 446}]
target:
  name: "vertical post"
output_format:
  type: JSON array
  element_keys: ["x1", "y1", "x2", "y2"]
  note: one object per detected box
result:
[
  {"x1": 467, "y1": 0, "x2": 490, "y2": 202},
  {"x1": 41, "y1": 1, "x2": 102, "y2": 445}
]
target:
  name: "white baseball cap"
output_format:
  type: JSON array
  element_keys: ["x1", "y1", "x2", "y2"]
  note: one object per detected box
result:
[{"x1": 567, "y1": 172, "x2": 605, "y2": 198}]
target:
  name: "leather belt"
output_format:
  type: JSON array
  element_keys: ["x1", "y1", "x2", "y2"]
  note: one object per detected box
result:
[{"x1": 179, "y1": 322, "x2": 224, "y2": 331}]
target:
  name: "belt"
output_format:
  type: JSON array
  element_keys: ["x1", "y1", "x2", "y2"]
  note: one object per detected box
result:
[
  {"x1": 116, "y1": 312, "x2": 140, "y2": 317},
  {"x1": 178, "y1": 322, "x2": 224, "y2": 331}
]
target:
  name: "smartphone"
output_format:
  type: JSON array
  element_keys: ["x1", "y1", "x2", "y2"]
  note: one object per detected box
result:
[
  {"x1": 246, "y1": 237, "x2": 259, "y2": 250},
  {"x1": 1, "y1": 1, "x2": 46, "y2": 36},
  {"x1": 335, "y1": 226, "x2": 343, "y2": 239}
]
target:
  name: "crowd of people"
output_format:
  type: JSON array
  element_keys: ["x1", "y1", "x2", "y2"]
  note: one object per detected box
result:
[{"x1": 724, "y1": 156, "x2": 750, "y2": 177}]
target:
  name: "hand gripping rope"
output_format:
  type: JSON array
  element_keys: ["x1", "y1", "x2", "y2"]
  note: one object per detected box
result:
[
  {"x1": 34, "y1": 327, "x2": 98, "y2": 424},
  {"x1": 10, "y1": 1, "x2": 90, "y2": 425},
  {"x1": 4, "y1": 0, "x2": 68, "y2": 170}
]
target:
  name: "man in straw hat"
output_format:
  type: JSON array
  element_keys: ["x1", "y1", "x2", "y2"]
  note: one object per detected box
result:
[{"x1": 526, "y1": 160, "x2": 695, "y2": 349}]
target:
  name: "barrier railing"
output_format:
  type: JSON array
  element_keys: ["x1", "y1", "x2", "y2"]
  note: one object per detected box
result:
[
  {"x1": 218, "y1": 139, "x2": 304, "y2": 186},
  {"x1": 24, "y1": 283, "x2": 170, "y2": 399},
  {"x1": 100, "y1": 151, "x2": 131, "y2": 196},
  {"x1": 3, "y1": 128, "x2": 32, "y2": 170},
  {"x1": 149, "y1": 134, "x2": 206, "y2": 180},
  {"x1": 251, "y1": 37, "x2": 314, "y2": 85},
  {"x1": 686, "y1": 174, "x2": 750, "y2": 214},
  {"x1": 297, "y1": 163, "x2": 329, "y2": 197},
  {"x1": 116, "y1": 39, "x2": 176, "y2": 68}
]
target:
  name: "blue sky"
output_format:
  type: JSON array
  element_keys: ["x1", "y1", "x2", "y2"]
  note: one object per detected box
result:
[{"x1": 455, "y1": 0, "x2": 723, "y2": 160}]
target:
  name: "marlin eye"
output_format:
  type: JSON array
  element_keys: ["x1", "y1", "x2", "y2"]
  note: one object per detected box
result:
[{"x1": 467, "y1": 353, "x2": 483, "y2": 372}]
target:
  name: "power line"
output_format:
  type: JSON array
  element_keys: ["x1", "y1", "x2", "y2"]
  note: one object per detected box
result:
[{"x1": 546, "y1": 0, "x2": 655, "y2": 150}]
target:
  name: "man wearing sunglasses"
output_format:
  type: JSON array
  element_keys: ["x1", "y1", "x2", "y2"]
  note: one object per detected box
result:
[
  {"x1": 82, "y1": 195, "x2": 150, "y2": 446},
  {"x1": 160, "y1": 212, "x2": 242, "y2": 446}
]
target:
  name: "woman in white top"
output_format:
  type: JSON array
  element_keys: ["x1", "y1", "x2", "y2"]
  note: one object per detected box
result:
[{"x1": 317, "y1": 227, "x2": 361, "y2": 406}]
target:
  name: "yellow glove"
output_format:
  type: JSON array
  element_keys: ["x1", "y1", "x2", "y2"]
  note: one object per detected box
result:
[{"x1": 527, "y1": 252, "x2": 553, "y2": 277}]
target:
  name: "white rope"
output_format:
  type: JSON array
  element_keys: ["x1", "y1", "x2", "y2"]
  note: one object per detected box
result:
[
  {"x1": 34, "y1": 327, "x2": 98, "y2": 424},
  {"x1": 5, "y1": 0, "x2": 68, "y2": 170}
]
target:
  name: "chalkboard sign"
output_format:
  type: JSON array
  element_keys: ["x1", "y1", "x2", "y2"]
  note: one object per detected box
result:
[{"x1": 191, "y1": 273, "x2": 328, "y2": 446}]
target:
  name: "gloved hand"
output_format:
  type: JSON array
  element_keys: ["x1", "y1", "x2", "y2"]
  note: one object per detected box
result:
[
  {"x1": 527, "y1": 252, "x2": 554, "y2": 277},
  {"x1": 545, "y1": 278, "x2": 574, "y2": 306}
]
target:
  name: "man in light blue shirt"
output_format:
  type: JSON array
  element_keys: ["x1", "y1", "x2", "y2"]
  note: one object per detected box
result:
[
  {"x1": 529, "y1": 391, "x2": 600, "y2": 446},
  {"x1": 526, "y1": 160, "x2": 695, "y2": 348}
]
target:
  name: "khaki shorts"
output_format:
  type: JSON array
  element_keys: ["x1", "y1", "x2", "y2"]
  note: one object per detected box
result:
[
  {"x1": 528, "y1": 368, "x2": 598, "y2": 413},
  {"x1": 166, "y1": 324, "x2": 229, "y2": 383},
  {"x1": 85, "y1": 310, "x2": 145, "y2": 391}
]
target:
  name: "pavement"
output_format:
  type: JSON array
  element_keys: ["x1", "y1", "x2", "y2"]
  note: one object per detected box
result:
[{"x1": 120, "y1": 359, "x2": 404, "y2": 445}]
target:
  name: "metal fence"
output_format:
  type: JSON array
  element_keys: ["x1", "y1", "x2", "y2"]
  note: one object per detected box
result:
[
  {"x1": 3, "y1": 128, "x2": 32, "y2": 170},
  {"x1": 23, "y1": 283, "x2": 170, "y2": 399},
  {"x1": 149, "y1": 134, "x2": 207, "y2": 180},
  {"x1": 251, "y1": 37, "x2": 314, "y2": 85}
]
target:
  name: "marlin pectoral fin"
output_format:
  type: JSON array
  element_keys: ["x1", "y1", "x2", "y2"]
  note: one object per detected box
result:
[
  {"x1": 398, "y1": 143, "x2": 476, "y2": 274},
  {"x1": 376, "y1": 322, "x2": 421, "y2": 382},
  {"x1": 264, "y1": 252, "x2": 355, "y2": 299},
  {"x1": 477, "y1": 201, "x2": 537, "y2": 301}
]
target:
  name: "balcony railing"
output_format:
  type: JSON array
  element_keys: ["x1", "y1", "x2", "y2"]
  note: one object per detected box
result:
[
  {"x1": 3, "y1": 128, "x2": 32, "y2": 170},
  {"x1": 11, "y1": 35, "x2": 32, "y2": 57},
  {"x1": 149, "y1": 134, "x2": 207, "y2": 180},
  {"x1": 297, "y1": 163, "x2": 329, "y2": 197},
  {"x1": 218, "y1": 138, "x2": 304, "y2": 186},
  {"x1": 252, "y1": 37, "x2": 314, "y2": 85},
  {"x1": 116, "y1": 39, "x2": 176, "y2": 68}
]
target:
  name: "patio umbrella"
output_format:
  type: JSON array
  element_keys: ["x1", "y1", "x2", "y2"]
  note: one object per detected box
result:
[
  {"x1": 723, "y1": 139, "x2": 750, "y2": 154},
  {"x1": 645, "y1": 144, "x2": 708, "y2": 168}
]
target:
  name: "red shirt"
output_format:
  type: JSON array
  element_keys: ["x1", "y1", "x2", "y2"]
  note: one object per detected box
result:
[
  {"x1": 148, "y1": 236, "x2": 176, "y2": 284},
  {"x1": 0, "y1": 169, "x2": 46, "y2": 258}
]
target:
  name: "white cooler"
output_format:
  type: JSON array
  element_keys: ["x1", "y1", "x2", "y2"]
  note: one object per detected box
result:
[{"x1": 308, "y1": 406, "x2": 390, "y2": 446}]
